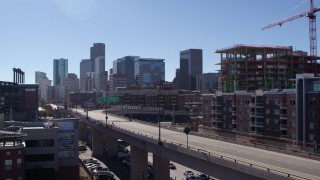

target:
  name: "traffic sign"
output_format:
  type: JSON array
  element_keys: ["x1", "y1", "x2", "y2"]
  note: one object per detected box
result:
[{"x1": 100, "y1": 97, "x2": 119, "y2": 103}]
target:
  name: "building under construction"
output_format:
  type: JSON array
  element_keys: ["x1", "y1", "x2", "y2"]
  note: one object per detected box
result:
[{"x1": 216, "y1": 44, "x2": 320, "y2": 92}]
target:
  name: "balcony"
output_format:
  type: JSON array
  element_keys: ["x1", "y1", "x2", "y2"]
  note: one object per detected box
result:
[
  {"x1": 232, "y1": 120, "x2": 237, "y2": 124},
  {"x1": 213, "y1": 102, "x2": 222, "y2": 106},
  {"x1": 251, "y1": 122, "x2": 264, "y2": 128},
  {"x1": 249, "y1": 103, "x2": 263, "y2": 108},
  {"x1": 213, "y1": 110, "x2": 222, "y2": 114},
  {"x1": 256, "y1": 113, "x2": 264, "y2": 118},
  {"x1": 280, "y1": 114, "x2": 287, "y2": 119},
  {"x1": 280, "y1": 104, "x2": 287, "y2": 109},
  {"x1": 280, "y1": 124, "x2": 287, "y2": 130},
  {"x1": 213, "y1": 118, "x2": 222, "y2": 123}
]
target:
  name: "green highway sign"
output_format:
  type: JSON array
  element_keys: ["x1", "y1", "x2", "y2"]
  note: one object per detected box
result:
[{"x1": 100, "y1": 97, "x2": 119, "y2": 103}]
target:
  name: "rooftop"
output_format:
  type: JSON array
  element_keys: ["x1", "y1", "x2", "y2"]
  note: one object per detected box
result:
[{"x1": 215, "y1": 44, "x2": 292, "y2": 53}]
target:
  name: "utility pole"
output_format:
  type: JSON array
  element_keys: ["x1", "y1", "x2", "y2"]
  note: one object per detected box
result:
[{"x1": 105, "y1": 85, "x2": 108, "y2": 126}]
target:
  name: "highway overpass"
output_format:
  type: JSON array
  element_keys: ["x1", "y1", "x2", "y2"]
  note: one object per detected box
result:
[{"x1": 72, "y1": 109, "x2": 320, "y2": 180}]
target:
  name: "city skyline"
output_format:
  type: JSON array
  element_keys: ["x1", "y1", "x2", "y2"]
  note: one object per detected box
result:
[{"x1": 0, "y1": 0, "x2": 318, "y2": 83}]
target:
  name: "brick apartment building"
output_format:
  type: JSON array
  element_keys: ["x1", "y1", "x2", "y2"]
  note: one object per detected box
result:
[
  {"x1": 205, "y1": 74, "x2": 320, "y2": 148},
  {"x1": 0, "y1": 131, "x2": 26, "y2": 180}
]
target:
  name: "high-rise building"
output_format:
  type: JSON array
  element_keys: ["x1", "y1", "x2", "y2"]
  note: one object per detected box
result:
[
  {"x1": 38, "y1": 76, "x2": 52, "y2": 102},
  {"x1": 53, "y1": 59, "x2": 68, "y2": 86},
  {"x1": 62, "y1": 73, "x2": 79, "y2": 93},
  {"x1": 79, "y1": 59, "x2": 90, "y2": 91},
  {"x1": 196, "y1": 73, "x2": 219, "y2": 92},
  {"x1": 90, "y1": 43, "x2": 105, "y2": 72},
  {"x1": 35, "y1": 71, "x2": 47, "y2": 84},
  {"x1": 94, "y1": 56, "x2": 107, "y2": 91},
  {"x1": 109, "y1": 74, "x2": 127, "y2": 95},
  {"x1": 178, "y1": 49, "x2": 203, "y2": 90},
  {"x1": 134, "y1": 58, "x2": 165, "y2": 87},
  {"x1": 0, "y1": 81, "x2": 38, "y2": 121},
  {"x1": 113, "y1": 56, "x2": 139, "y2": 86}
]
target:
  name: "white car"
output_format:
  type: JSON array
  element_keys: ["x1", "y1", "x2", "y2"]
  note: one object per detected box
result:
[{"x1": 184, "y1": 170, "x2": 194, "y2": 176}]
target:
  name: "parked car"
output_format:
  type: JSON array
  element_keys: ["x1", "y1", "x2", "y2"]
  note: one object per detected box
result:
[
  {"x1": 78, "y1": 145, "x2": 87, "y2": 151},
  {"x1": 89, "y1": 165, "x2": 102, "y2": 172},
  {"x1": 184, "y1": 170, "x2": 194, "y2": 176},
  {"x1": 92, "y1": 167, "x2": 109, "y2": 175},
  {"x1": 94, "y1": 171, "x2": 115, "y2": 180},
  {"x1": 83, "y1": 158, "x2": 98, "y2": 164},
  {"x1": 196, "y1": 173, "x2": 209, "y2": 180},
  {"x1": 83, "y1": 158, "x2": 97, "y2": 164},
  {"x1": 169, "y1": 163, "x2": 176, "y2": 169},
  {"x1": 186, "y1": 174, "x2": 197, "y2": 180}
]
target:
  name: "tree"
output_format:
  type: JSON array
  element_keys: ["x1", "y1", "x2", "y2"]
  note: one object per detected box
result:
[{"x1": 184, "y1": 126, "x2": 191, "y2": 148}]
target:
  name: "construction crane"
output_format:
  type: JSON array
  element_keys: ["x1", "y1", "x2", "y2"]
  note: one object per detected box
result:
[{"x1": 262, "y1": 0, "x2": 320, "y2": 73}]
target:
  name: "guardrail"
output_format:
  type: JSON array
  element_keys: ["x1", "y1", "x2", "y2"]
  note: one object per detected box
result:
[{"x1": 71, "y1": 109, "x2": 312, "y2": 180}]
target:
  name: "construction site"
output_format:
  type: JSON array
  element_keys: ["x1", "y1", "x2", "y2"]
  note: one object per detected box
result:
[{"x1": 216, "y1": 44, "x2": 320, "y2": 92}]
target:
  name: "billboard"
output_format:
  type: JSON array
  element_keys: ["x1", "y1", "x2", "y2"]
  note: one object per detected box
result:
[{"x1": 58, "y1": 121, "x2": 75, "y2": 159}]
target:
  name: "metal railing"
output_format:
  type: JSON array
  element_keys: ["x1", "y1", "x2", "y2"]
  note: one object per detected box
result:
[{"x1": 70, "y1": 109, "x2": 316, "y2": 180}]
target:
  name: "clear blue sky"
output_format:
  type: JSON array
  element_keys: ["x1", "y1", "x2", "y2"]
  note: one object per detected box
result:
[{"x1": 0, "y1": 0, "x2": 317, "y2": 84}]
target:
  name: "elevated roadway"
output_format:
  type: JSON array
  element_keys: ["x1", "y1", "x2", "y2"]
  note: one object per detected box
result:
[{"x1": 74, "y1": 109, "x2": 320, "y2": 180}]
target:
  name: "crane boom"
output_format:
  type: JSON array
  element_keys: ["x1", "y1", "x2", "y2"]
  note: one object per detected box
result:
[{"x1": 262, "y1": 8, "x2": 320, "y2": 30}]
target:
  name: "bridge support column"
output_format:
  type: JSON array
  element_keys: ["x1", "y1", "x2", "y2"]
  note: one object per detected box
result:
[
  {"x1": 130, "y1": 146, "x2": 148, "y2": 180},
  {"x1": 92, "y1": 128, "x2": 103, "y2": 157},
  {"x1": 153, "y1": 154, "x2": 170, "y2": 180},
  {"x1": 105, "y1": 134, "x2": 118, "y2": 156},
  {"x1": 78, "y1": 120, "x2": 88, "y2": 141}
]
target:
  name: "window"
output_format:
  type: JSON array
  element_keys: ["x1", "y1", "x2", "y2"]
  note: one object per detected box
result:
[
  {"x1": 309, "y1": 98, "x2": 316, "y2": 106},
  {"x1": 18, "y1": 177, "x2": 22, "y2": 180},
  {"x1": 309, "y1": 134, "x2": 315, "y2": 141},
  {"x1": 290, "y1": 99, "x2": 295, "y2": 105},
  {"x1": 5, "y1": 160, "x2": 12, "y2": 170},
  {"x1": 274, "y1": 109, "x2": 280, "y2": 115},
  {"x1": 291, "y1": 133, "x2": 296, "y2": 140},
  {"x1": 274, "y1": 98, "x2": 280, "y2": 105},
  {"x1": 17, "y1": 158, "x2": 22, "y2": 170},
  {"x1": 266, "y1": 109, "x2": 270, "y2": 115},
  {"x1": 310, "y1": 111, "x2": 315, "y2": 118},
  {"x1": 266, "y1": 119, "x2": 270, "y2": 125},
  {"x1": 310, "y1": 122, "x2": 315, "y2": 130},
  {"x1": 274, "y1": 119, "x2": 279, "y2": 126},
  {"x1": 6, "y1": 152, "x2": 10, "y2": 156},
  {"x1": 290, "y1": 121, "x2": 295, "y2": 128},
  {"x1": 266, "y1": 98, "x2": 270, "y2": 105},
  {"x1": 26, "y1": 154, "x2": 54, "y2": 162},
  {"x1": 290, "y1": 110, "x2": 296, "y2": 117}
]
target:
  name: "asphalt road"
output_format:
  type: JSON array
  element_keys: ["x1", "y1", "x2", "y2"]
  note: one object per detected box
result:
[{"x1": 77, "y1": 109, "x2": 320, "y2": 180}]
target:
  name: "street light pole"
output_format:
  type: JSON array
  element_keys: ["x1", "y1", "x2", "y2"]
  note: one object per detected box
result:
[{"x1": 105, "y1": 85, "x2": 108, "y2": 126}]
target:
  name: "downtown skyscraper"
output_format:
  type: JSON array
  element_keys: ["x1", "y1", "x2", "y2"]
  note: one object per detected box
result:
[
  {"x1": 53, "y1": 58, "x2": 68, "y2": 86},
  {"x1": 90, "y1": 43, "x2": 105, "y2": 72},
  {"x1": 134, "y1": 58, "x2": 165, "y2": 87},
  {"x1": 178, "y1": 49, "x2": 203, "y2": 90}
]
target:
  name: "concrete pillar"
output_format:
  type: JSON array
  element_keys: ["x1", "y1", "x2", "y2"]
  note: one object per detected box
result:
[
  {"x1": 92, "y1": 128, "x2": 103, "y2": 157},
  {"x1": 153, "y1": 154, "x2": 170, "y2": 180},
  {"x1": 130, "y1": 146, "x2": 148, "y2": 180},
  {"x1": 105, "y1": 134, "x2": 118, "y2": 156},
  {"x1": 78, "y1": 121, "x2": 88, "y2": 141}
]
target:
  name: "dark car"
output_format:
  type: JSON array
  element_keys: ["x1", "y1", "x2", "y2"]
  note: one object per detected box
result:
[
  {"x1": 196, "y1": 173, "x2": 209, "y2": 180},
  {"x1": 169, "y1": 163, "x2": 176, "y2": 169}
]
